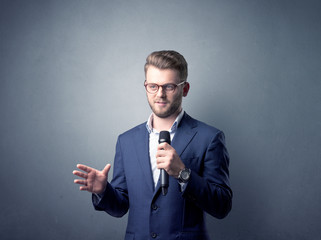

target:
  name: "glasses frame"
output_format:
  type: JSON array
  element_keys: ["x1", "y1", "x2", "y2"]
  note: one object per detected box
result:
[{"x1": 144, "y1": 81, "x2": 186, "y2": 94}]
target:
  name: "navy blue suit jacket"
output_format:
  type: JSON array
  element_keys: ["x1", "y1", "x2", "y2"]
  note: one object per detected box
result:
[{"x1": 93, "y1": 113, "x2": 232, "y2": 240}]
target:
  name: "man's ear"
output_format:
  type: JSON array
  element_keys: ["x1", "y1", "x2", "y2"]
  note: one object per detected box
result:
[{"x1": 183, "y1": 82, "x2": 190, "y2": 97}]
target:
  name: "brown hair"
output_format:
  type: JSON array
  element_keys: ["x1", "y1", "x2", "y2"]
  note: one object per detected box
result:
[{"x1": 144, "y1": 50, "x2": 188, "y2": 82}]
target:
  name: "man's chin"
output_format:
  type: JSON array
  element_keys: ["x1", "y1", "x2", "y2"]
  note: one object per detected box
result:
[
  {"x1": 153, "y1": 111, "x2": 170, "y2": 119},
  {"x1": 153, "y1": 108, "x2": 180, "y2": 119},
  {"x1": 149, "y1": 103, "x2": 180, "y2": 119}
]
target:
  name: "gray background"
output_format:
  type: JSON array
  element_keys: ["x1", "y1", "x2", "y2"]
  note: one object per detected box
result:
[{"x1": 1, "y1": 0, "x2": 320, "y2": 239}]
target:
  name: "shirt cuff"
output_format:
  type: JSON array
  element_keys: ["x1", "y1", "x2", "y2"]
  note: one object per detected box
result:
[{"x1": 92, "y1": 193, "x2": 104, "y2": 205}]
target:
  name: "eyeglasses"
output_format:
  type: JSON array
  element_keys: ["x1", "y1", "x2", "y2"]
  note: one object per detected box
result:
[{"x1": 144, "y1": 81, "x2": 186, "y2": 94}]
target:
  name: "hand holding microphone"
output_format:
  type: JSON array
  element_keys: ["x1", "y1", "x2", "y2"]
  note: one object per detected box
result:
[
  {"x1": 158, "y1": 131, "x2": 171, "y2": 195},
  {"x1": 157, "y1": 131, "x2": 186, "y2": 196}
]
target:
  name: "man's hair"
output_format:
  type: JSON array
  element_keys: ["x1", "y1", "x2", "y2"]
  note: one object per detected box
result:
[{"x1": 144, "y1": 50, "x2": 188, "y2": 82}]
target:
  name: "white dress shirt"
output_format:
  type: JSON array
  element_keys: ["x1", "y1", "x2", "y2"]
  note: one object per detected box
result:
[{"x1": 145, "y1": 110, "x2": 185, "y2": 188}]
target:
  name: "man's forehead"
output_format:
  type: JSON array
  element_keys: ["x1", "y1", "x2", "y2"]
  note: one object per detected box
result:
[{"x1": 146, "y1": 66, "x2": 180, "y2": 82}]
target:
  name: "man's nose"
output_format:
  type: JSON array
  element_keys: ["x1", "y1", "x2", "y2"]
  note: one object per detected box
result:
[{"x1": 157, "y1": 86, "x2": 166, "y2": 97}]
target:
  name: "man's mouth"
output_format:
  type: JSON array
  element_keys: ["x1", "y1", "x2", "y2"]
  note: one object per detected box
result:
[{"x1": 155, "y1": 101, "x2": 168, "y2": 106}]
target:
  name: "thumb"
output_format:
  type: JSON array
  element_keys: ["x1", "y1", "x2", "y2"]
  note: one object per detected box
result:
[{"x1": 102, "y1": 163, "x2": 111, "y2": 176}]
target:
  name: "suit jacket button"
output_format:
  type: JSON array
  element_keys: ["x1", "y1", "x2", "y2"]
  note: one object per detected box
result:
[
  {"x1": 151, "y1": 232, "x2": 157, "y2": 238},
  {"x1": 151, "y1": 204, "x2": 158, "y2": 210}
]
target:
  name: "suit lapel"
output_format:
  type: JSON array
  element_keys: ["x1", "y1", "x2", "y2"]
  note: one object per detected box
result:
[
  {"x1": 133, "y1": 124, "x2": 154, "y2": 193},
  {"x1": 171, "y1": 113, "x2": 198, "y2": 157}
]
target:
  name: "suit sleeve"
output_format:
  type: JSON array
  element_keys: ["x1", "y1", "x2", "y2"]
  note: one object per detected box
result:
[
  {"x1": 92, "y1": 136, "x2": 129, "y2": 217},
  {"x1": 182, "y1": 131, "x2": 233, "y2": 219}
]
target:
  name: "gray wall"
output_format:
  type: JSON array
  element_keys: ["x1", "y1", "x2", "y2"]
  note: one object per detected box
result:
[{"x1": 1, "y1": 0, "x2": 320, "y2": 239}]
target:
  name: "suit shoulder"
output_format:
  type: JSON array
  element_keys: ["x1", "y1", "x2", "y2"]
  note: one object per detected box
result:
[
  {"x1": 184, "y1": 115, "x2": 228, "y2": 146},
  {"x1": 197, "y1": 119, "x2": 221, "y2": 132},
  {"x1": 118, "y1": 122, "x2": 146, "y2": 139},
  {"x1": 186, "y1": 114, "x2": 222, "y2": 135},
  {"x1": 197, "y1": 121, "x2": 225, "y2": 144},
  {"x1": 186, "y1": 116, "x2": 228, "y2": 150}
]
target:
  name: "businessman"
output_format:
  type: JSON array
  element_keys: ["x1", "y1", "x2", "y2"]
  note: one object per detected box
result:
[{"x1": 73, "y1": 50, "x2": 232, "y2": 240}]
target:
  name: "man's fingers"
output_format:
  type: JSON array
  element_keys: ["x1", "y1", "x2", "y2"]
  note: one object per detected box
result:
[
  {"x1": 102, "y1": 163, "x2": 111, "y2": 176},
  {"x1": 77, "y1": 164, "x2": 94, "y2": 173},
  {"x1": 79, "y1": 186, "x2": 89, "y2": 191},
  {"x1": 157, "y1": 163, "x2": 165, "y2": 169},
  {"x1": 157, "y1": 142, "x2": 169, "y2": 151},
  {"x1": 156, "y1": 156, "x2": 165, "y2": 164},
  {"x1": 73, "y1": 170, "x2": 87, "y2": 179},
  {"x1": 74, "y1": 179, "x2": 87, "y2": 186},
  {"x1": 157, "y1": 157, "x2": 168, "y2": 167}
]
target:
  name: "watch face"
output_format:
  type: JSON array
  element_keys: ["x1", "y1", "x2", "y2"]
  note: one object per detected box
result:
[
  {"x1": 180, "y1": 169, "x2": 190, "y2": 182},
  {"x1": 181, "y1": 171, "x2": 189, "y2": 180}
]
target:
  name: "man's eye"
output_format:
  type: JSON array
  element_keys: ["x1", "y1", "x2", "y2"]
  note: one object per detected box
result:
[
  {"x1": 165, "y1": 84, "x2": 175, "y2": 91},
  {"x1": 149, "y1": 84, "x2": 158, "y2": 89}
]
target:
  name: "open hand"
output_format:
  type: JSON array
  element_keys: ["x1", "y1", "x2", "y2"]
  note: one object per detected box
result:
[{"x1": 73, "y1": 163, "x2": 111, "y2": 194}]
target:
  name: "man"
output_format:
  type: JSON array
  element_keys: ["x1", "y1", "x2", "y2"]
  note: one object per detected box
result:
[{"x1": 73, "y1": 50, "x2": 232, "y2": 240}]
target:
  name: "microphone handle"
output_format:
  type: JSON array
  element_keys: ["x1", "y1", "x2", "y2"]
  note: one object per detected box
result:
[
  {"x1": 160, "y1": 169, "x2": 169, "y2": 195},
  {"x1": 159, "y1": 131, "x2": 171, "y2": 196}
]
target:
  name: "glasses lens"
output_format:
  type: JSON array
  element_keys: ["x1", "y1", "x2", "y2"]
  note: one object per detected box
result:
[
  {"x1": 146, "y1": 83, "x2": 158, "y2": 93},
  {"x1": 145, "y1": 82, "x2": 184, "y2": 93},
  {"x1": 164, "y1": 84, "x2": 175, "y2": 92}
]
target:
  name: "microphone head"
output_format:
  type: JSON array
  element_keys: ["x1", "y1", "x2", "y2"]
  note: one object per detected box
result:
[{"x1": 159, "y1": 131, "x2": 171, "y2": 144}]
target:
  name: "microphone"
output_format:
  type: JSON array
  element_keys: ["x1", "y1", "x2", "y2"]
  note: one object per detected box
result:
[{"x1": 158, "y1": 131, "x2": 170, "y2": 196}]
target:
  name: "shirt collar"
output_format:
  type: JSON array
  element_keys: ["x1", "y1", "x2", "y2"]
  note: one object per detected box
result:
[{"x1": 146, "y1": 110, "x2": 185, "y2": 134}]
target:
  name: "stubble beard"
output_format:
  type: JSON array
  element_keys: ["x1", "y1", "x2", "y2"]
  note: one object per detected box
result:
[{"x1": 148, "y1": 93, "x2": 183, "y2": 119}]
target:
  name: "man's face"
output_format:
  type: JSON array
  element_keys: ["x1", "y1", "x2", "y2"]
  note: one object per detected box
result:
[{"x1": 145, "y1": 66, "x2": 188, "y2": 119}]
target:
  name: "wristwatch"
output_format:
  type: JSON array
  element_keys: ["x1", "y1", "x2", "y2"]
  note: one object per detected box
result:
[{"x1": 178, "y1": 168, "x2": 191, "y2": 183}]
